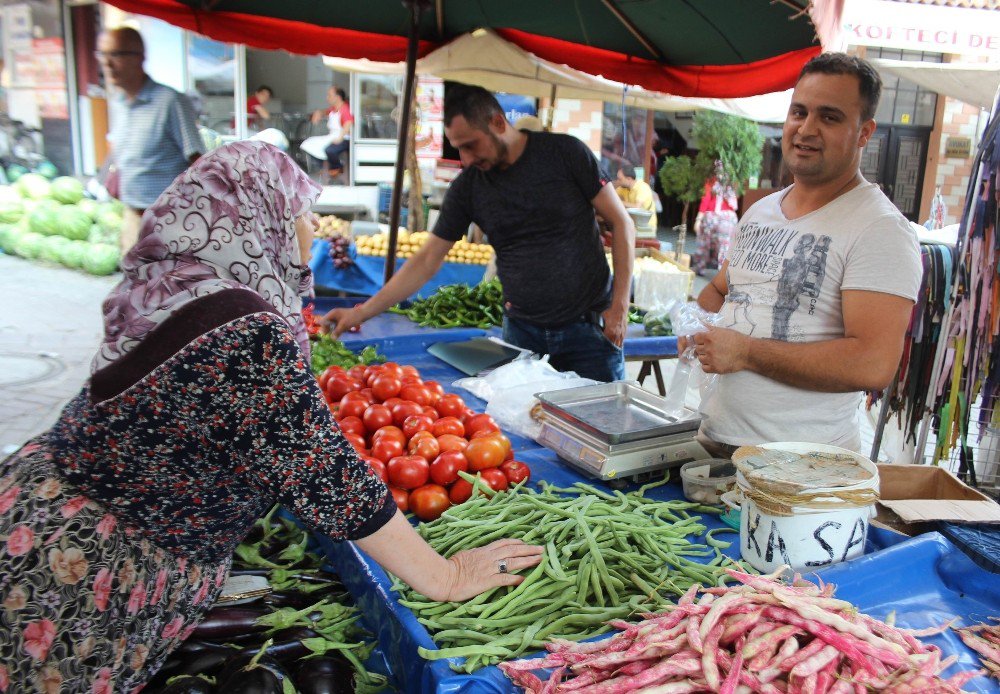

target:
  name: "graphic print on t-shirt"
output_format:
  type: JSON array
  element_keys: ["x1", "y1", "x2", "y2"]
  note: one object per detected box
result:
[{"x1": 726, "y1": 221, "x2": 831, "y2": 342}]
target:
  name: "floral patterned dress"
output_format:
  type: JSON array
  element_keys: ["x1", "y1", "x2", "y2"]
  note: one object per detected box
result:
[{"x1": 0, "y1": 293, "x2": 394, "y2": 693}]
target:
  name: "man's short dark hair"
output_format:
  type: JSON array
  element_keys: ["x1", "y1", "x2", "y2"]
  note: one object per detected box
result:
[
  {"x1": 256, "y1": 85, "x2": 273, "y2": 96},
  {"x1": 333, "y1": 87, "x2": 347, "y2": 101},
  {"x1": 798, "y1": 52, "x2": 882, "y2": 122},
  {"x1": 619, "y1": 164, "x2": 636, "y2": 180},
  {"x1": 444, "y1": 84, "x2": 504, "y2": 131}
]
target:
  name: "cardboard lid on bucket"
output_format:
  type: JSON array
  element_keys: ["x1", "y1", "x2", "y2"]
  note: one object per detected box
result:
[{"x1": 732, "y1": 442, "x2": 877, "y2": 496}]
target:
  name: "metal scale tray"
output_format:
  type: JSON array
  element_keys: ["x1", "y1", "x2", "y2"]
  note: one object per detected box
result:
[{"x1": 535, "y1": 382, "x2": 709, "y2": 480}]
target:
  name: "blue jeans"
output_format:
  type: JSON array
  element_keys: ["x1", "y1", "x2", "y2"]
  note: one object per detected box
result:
[
  {"x1": 325, "y1": 140, "x2": 349, "y2": 170},
  {"x1": 503, "y1": 315, "x2": 625, "y2": 383}
]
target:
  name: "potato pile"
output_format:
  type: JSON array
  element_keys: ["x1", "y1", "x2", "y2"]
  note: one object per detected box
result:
[
  {"x1": 355, "y1": 231, "x2": 493, "y2": 265},
  {"x1": 314, "y1": 214, "x2": 350, "y2": 239}
]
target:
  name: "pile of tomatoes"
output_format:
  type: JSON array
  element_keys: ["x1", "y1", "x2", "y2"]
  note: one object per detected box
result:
[{"x1": 319, "y1": 361, "x2": 531, "y2": 522}]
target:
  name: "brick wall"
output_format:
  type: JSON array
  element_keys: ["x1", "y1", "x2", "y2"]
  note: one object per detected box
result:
[
  {"x1": 933, "y1": 98, "x2": 983, "y2": 225},
  {"x1": 544, "y1": 98, "x2": 604, "y2": 154}
]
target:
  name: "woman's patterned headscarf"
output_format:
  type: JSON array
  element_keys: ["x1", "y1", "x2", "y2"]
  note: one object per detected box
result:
[{"x1": 92, "y1": 140, "x2": 322, "y2": 371}]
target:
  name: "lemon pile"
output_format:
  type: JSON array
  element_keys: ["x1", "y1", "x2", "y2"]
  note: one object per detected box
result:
[{"x1": 355, "y1": 231, "x2": 493, "y2": 265}]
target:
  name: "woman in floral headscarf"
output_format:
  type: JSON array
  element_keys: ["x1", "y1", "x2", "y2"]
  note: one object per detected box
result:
[
  {"x1": 0, "y1": 141, "x2": 541, "y2": 692},
  {"x1": 692, "y1": 161, "x2": 739, "y2": 275}
]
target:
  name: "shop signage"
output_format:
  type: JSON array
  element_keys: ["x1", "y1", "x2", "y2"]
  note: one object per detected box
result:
[
  {"x1": 841, "y1": 0, "x2": 1000, "y2": 56},
  {"x1": 945, "y1": 136, "x2": 972, "y2": 158}
]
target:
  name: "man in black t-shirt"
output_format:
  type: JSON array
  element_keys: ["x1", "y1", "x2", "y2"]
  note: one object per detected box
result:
[{"x1": 322, "y1": 86, "x2": 635, "y2": 382}]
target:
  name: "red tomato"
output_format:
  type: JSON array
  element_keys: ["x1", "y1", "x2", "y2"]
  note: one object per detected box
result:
[
  {"x1": 410, "y1": 435, "x2": 440, "y2": 461},
  {"x1": 422, "y1": 406, "x2": 440, "y2": 420},
  {"x1": 449, "y1": 478, "x2": 474, "y2": 504},
  {"x1": 500, "y1": 460, "x2": 530, "y2": 485},
  {"x1": 381, "y1": 362, "x2": 404, "y2": 379},
  {"x1": 387, "y1": 455, "x2": 430, "y2": 490},
  {"x1": 400, "y1": 384, "x2": 432, "y2": 406},
  {"x1": 474, "y1": 431, "x2": 511, "y2": 457},
  {"x1": 362, "y1": 404, "x2": 393, "y2": 432},
  {"x1": 430, "y1": 451, "x2": 468, "y2": 486},
  {"x1": 371, "y1": 438, "x2": 404, "y2": 463},
  {"x1": 392, "y1": 401, "x2": 424, "y2": 428},
  {"x1": 465, "y1": 435, "x2": 506, "y2": 471},
  {"x1": 372, "y1": 374, "x2": 402, "y2": 402},
  {"x1": 337, "y1": 399, "x2": 368, "y2": 421},
  {"x1": 403, "y1": 416, "x2": 435, "y2": 440},
  {"x1": 342, "y1": 391, "x2": 372, "y2": 405},
  {"x1": 337, "y1": 416, "x2": 365, "y2": 438},
  {"x1": 432, "y1": 417, "x2": 466, "y2": 438},
  {"x1": 382, "y1": 397, "x2": 404, "y2": 411},
  {"x1": 435, "y1": 394, "x2": 466, "y2": 419},
  {"x1": 437, "y1": 434, "x2": 469, "y2": 454},
  {"x1": 401, "y1": 375, "x2": 424, "y2": 387},
  {"x1": 326, "y1": 375, "x2": 361, "y2": 402},
  {"x1": 389, "y1": 486, "x2": 409, "y2": 512},
  {"x1": 408, "y1": 484, "x2": 451, "y2": 522},
  {"x1": 372, "y1": 426, "x2": 406, "y2": 446},
  {"x1": 465, "y1": 413, "x2": 500, "y2": 438},
  {"x1": 360, "y1": 388, "x2": 375, "y2": 402},
  {"x1": 342, "y1": 433, "x2": 367, "y2": 453},
  {"x1": 479, "y1": 468, "x2": 509, "y2": 492},
  {"x1": 423, "y1": 380, "x2": 445, "y2": 404},
  {"x1": 366, "y1": 458, "x2": 388, "y2": 483},
  {"x1": 348, "y1": 364, "x2": 367, "y2": 381},
  {"x1": 318, "y1": 367, "x2": 337, "y2": 391},
  {"x1": 401, "y1": 364, "x2": 420, "y2": 380},
  {"x1": 460, "y1": 408, "x2": 477, "y2": 425}
]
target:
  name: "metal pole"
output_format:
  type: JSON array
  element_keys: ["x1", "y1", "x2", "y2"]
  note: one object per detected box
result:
[{"x1": 384, "y1": 0, "x2": 423, "y2": 284}]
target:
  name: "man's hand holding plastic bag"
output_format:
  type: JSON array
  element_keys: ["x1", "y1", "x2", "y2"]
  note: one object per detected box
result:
[{"x1": 663, "y1": 302, "x2": 722, "y2": 417}]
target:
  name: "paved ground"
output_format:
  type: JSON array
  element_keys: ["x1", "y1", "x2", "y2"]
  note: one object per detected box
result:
[{"x1": 0, "y1": 254, "x2": 118, "y2": 453}]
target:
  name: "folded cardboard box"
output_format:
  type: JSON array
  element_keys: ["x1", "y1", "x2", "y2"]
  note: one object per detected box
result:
[{"x1": 874, "y1": 464, "x2": 1000, "y2": 535}]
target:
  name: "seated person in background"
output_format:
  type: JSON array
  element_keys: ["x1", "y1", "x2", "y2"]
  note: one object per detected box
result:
[
  {"x1": 247, "y1": 85, "x2": 272, "y2": 128},
  {"x1": 615, "y1": 164, "x2": 657, "y2": 236},
  {"x1": 308, "y1": 86, "x2": 354, "y2": 179}
]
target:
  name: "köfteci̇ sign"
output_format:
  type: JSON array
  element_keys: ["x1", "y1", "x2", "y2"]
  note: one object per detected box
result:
[{"x1": 840, "y1": 0, "x2": 1000, "y2": 57}]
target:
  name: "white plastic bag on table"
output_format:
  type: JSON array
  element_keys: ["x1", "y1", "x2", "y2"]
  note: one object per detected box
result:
[
  {"x1": 453, "y1": 356, "x2": 598, "y2": 439},
  {"x1": 663, "y1": 302, "x2": 721, "y2": 418}
]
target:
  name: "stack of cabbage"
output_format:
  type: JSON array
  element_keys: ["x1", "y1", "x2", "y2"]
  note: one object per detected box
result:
[{"x1": 0, "y1": 174, "x2": 122, "y2": 276}]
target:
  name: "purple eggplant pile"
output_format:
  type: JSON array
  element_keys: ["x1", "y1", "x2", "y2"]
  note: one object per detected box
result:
[{"x1": 145, "y1": 507, "x2": 388, "y2": 694}]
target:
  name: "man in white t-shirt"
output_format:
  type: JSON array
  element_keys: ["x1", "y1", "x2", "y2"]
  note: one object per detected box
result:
[{"x1": 688, "y1": 53, "x2": 922, "y2": 455}]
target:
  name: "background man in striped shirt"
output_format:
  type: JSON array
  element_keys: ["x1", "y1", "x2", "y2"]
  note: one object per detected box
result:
[{"x1": 99, "y1": 27, "x2": 202, "y2": 253}]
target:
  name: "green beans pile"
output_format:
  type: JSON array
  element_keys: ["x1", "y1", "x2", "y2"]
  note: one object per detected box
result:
[
  {"x1": 389, "y1": 279, "x2": 503, "y2": 329},
  {"x1": 392, "y1": 476, "x2": 740, "y2": 673}
]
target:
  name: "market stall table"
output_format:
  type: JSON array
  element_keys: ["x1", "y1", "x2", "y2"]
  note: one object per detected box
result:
[{"x1": 309, "y1": 239, "x2": 485, "y2": 299}]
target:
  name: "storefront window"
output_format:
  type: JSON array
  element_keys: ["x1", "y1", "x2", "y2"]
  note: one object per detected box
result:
[
  {"x1": 355, "y1": 74, "x2": 400, "y2": 140},
  {"x1": 867, "y1": 48, "x2": 940, "y2": 127}
]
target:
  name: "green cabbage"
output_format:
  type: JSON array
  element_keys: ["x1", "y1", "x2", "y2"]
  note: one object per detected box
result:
[
  {"x1": 13, "y1": 231, "x2": 45, "y2": 259},
  {"x1": 81, "y1": 243, "x2": 120, "y2": 275},
  {"x1": 50, "y1": 176, "x2": 85, "y2": 204},
  {"x1": 55, "y1": 205, "x2": 92, "y2": 241},
  {"x1": 16, "y1": 173, "x2": 51, "y2": 199},
  {"x1": 97, "y1": 209, "x2": 123, "y2": 236},
  {"x1": 28, "y1": 202, "x2": 61, "y2": 236},
  {"x1": 0, "y1": 195, "x2": 24, "y2": 223},
  {"x1": 58, "y1": 239, "x2": 89, "y2": 269},
  {"x1": 88, "y1": 223, "x2": 118, "y2": 245},
  {"x1": 77, "y1": 198, "x2": 99, "y2": 220},
  {"x1": 38, "y1": 235, "x2": 70, "y2": 263},
  {"x1": 5, "y1": 165, "x2": 28, "y2": 182},
  {"x1": 0, "y1": 224, "x2": 20, "y2": 253},
  {"x1": 35, "y1": 160, "x2": 59, "y2": 180}
]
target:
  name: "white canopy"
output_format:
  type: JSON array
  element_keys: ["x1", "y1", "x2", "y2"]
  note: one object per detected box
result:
[
  {"x1": 323, "y1": 30, "x2": 791, "y2": 122},
  {"x1": 870, "y1": 58, "x2": 1000, "y2": 111}
]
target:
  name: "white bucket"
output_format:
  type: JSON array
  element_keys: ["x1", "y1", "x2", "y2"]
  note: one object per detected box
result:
[{"x1": 730, "y1": 442, "x2": 879, "y2": 574}]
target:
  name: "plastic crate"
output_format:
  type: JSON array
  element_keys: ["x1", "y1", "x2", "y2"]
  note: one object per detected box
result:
[
  {"x1": 377, "y1": 182, "x2": 393, "y2": 215},
  {"x1": 939, "y1": 522, "x2": 1000, "y2": 573}
]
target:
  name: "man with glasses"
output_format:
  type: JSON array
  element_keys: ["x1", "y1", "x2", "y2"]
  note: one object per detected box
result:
[{"x1": 98, "y1": 27, "x2": 201, "y2": 254}]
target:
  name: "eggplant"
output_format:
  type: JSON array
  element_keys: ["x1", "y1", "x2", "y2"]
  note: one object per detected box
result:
[
  {"x1": 217, "y1": 652, "x2": 293, "y2": 694},
  {"x1": 264, "y1": 590, "x2": 318, "y2": 610},
  {"x1": 149, "y1": 675, "x2": 215, "y2": 694},
  {"x1": 294, "y1": 656, "x2": 354, "y2": 694},
  {"x1": 175, "y1": 640, "x2": 237, "y2": 656},
  {"x1": 264, "y1": 627, "x2": 321, "y2": 662},
  {"x1": 226, "y1": 568, "x2": 272, "y2": 577},
  {"x1": 190, "y1": 607, "x2": 270, "y2": 640}
]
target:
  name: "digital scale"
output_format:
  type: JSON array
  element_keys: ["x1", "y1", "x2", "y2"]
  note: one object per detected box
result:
[{"x1": 535, "y1": 382, "x2": 711, "y2": 482}]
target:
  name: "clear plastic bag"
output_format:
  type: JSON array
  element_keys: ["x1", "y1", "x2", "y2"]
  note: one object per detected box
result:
[
  {"x1": 453, "y1": 356, "x2": 598, "y2": 439},
  {"x1": 663, "y1": 302, "x2": 722, "y2": 418}
]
